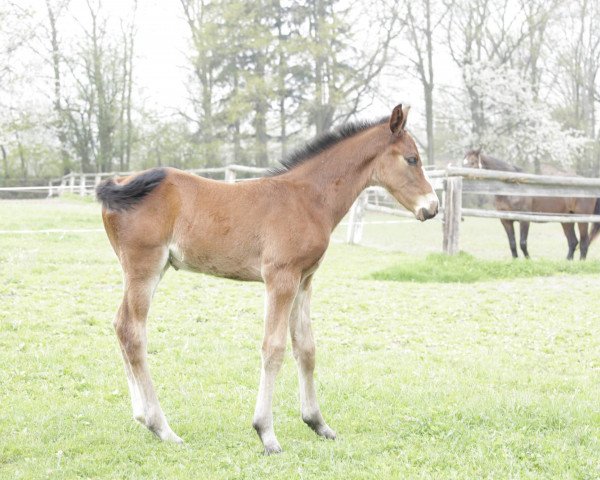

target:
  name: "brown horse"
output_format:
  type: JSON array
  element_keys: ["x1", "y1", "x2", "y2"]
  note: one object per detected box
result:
[
  {"x1": 97, "y1": 104, "x2": 438, "y2": 454},
  {"x1": 463, "y1": 148, "x2": 600, "y2": 260}
]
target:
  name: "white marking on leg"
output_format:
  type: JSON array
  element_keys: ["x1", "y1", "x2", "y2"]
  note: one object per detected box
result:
[
  {"x1": 252, "y1": 273, "x2": 298, "y2": 453},
  {"x1": 120, "y1": 347, "x2": 145, "y2": 423},
  {"x1": 253, "y1": 359, "x2": 282, "y2": 452}
]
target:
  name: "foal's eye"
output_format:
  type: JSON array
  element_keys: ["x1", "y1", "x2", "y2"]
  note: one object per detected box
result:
[{"x1": 405, "y1": 156, "x2": 418, "y2": 166}]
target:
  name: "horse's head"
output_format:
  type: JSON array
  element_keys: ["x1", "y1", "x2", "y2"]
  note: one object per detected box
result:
[
  {"x1": 463, "y1": 147, "x2": 482, "y2": 168},
  {"x1": 370, "y1": 104, "x2": 439, "y2": 221}
]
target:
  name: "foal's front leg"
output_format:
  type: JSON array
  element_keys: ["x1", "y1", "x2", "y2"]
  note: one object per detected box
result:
[
  {"x1": 253, "y1": 269, "x2": 300, "y2": 454},
  {"x1": 290, "y1": 276, "x2": 336, "y2": 440}
]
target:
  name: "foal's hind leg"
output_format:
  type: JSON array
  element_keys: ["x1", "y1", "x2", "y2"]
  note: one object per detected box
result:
[
  {"x1": 114, "y1": 246, "x2": 182, "y2": 443},
  {"x1": 500, "y1": 219, "x2": 518, "y2": 258},
  {"x1": 290, "y1": 276, "x2": 336, "y2": 440},
  {"x1": 578, "y1": 223, "x2": 590, "y2": 260},
  {"x1": 561, "y1": 223, "x2": 578, "y2": 260},
  {"x1": 519, "y1": 221, "x2": 530, "y2": 258},
  {"x1": 117, "y1": 342, "x2": 145, "y2": 423}
]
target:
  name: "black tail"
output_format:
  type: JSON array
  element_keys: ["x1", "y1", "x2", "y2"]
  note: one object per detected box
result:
[
  {"x1": 590, "y1": 198, "x2": 600, "y2": 244},
  {"x1": 96, "y1": 168, "x2": 166, "y2": 211}
]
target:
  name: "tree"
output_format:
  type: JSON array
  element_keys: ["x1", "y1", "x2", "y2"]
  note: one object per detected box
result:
[
  {"x1": 404, "y1": 0, "x2": 449, "y2": 165},
  {"x1": 446, "y1": 0, "x2": 531, "y2": 146},
  {"x1": 551, "y1": 0, "x2": 600, "y2": 175},
  {"x1": 45, "y1": 0, "x2": 72, "y2": 174},
  {"x1": 302, "y1": 0, "x2": 401, "y2": 135},
  {"x1": 51, "y1": 0, "x2": 139, "y2": 172},
  {"x1": 180, "y1": 0, "x2": 223, "y2": 165},
  {"x1": 448, "y1": 62, "x2": 586, "y2": 171}
]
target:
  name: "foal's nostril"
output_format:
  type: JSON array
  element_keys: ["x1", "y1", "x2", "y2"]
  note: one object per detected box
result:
[
  {"x1": 417, "y1": 207, "x2": 432, "y2": 221},
  {"x1": 418, "y1": 204, "x2": 438, "y2": 221}
]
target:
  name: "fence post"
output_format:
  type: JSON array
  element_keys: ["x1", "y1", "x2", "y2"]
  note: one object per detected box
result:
[
  {"x1": 443, "y1": 176, "x2": 463, "y2": 255},
  {"x1": 94, "y1": 174, "x2": 101, "y2": 187},
  {"x1": 346, "y1": 191, "x2": 368, "y2": 244},
  {"x1": 69, "y1": 173, "x2": 75, "y2": 193},
  {"x1": 224, "y1": 167, "x2": 236, "y2": 183},
  {"x1": 79, "y1": 174, "x2": 86, "y2": 196},
  {"x1": 58, "y1": 176, "x2": 65, "y2": 196},
  {"x1": 47, "y1": 181, "x2": 53, "y2": 198}
]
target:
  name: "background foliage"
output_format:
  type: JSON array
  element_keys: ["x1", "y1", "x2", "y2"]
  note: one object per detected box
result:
[{"x1": 1, "y1": 0, "x2": 600, "y2": 180}]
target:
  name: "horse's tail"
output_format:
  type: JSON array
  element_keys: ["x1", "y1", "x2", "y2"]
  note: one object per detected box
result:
[
  {"x1": 590, "y1": 198, "x2": 600, "y2": 244},
  {"x1": 96, "y1": 168, "x2": 167, "y2": 212}
]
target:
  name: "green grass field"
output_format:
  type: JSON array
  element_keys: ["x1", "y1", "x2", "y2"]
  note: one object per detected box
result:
[{"x1": 1, "y1": 198, "x2": 599, "y2": 479}]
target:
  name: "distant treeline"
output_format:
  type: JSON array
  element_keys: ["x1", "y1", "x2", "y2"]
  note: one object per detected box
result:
[{"x1": 1, "y1": 0, "x2": 600, "y2": 182}]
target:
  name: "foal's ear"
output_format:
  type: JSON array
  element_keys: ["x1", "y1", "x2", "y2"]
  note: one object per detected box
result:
[{"x1": 389, "y1": 104, "x2": 410, "y2": 135}]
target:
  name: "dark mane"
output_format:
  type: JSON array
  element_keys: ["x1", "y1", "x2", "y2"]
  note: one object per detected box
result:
[{"x1": 269, "y1": 117, "x2": 388, "y2": 176}]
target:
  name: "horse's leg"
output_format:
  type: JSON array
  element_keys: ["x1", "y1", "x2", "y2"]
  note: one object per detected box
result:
[
  {"x1": 561, "y1": 223, "x2": 578, "y2": 260},
  {"x1": 519, "y1": 221, "x2": 530, "y2": 258},
  {"x1": 117, "y1": 342, "x2": 145, "y2": 424},
  {"x1": 253, "y1": 268, "x2": 300, "y2": 454},
  {"x1": 578, "y1": 223, "x2": 590, "y2": 260},
  {"x1": 500, "y1": 219, "x2": 518, "y2": 258},
  {"x1": 114, "y1": 246, "x2": 182, "y2": 443},
  {"x1": 289, "y1": 275, "x2": 336, "y2": 440}
]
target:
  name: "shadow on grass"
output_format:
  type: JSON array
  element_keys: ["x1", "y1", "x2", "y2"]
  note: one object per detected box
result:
[{"x1": 371, "y1": 252, "x2": 600, "y2": 283}]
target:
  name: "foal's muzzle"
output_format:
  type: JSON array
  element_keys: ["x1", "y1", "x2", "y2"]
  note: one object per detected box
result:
[{"x1": 414, "y1": 194, "x2": 439, "y2": 222}]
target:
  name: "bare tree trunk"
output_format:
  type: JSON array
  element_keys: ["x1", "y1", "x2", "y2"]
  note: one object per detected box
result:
[
  {"x1": 46, "y1": 0, "x2": 71, "y2": 174},
  {"x1": 275, "y1": 0, "x2": 287, "y2": 160},
  {"x1": 254, "y1": 52, "x2": 269, "y2": 167},
  {"x1": 424, "y1": 0, "x2": 434, "y2": 165},
  {"x1": 312, "y1": 0, "x2": 330, "y2": 136},
  {"x1": 180, "y1": 0, "x2": 218, "y2": 165},
  {"x1": 232, "y1": 70, "x2": 242, "y2": 164},
  {"x1": 125, "y1": 41, "x2": 134, "y2": 171},
  {"x1": 125, "y1": 2, "x2": 136, "y2": 171},
  {"x1": 403, "y1": 0, "x2": 442, "y2": 164},
  {"x1": 1, "y1": 144, "x2": 8, "y2": 179},
  {"x1": 155, "y1": 142, "x2": 162, "y2": 167},
  {"x1": 118, "y1": 38, "x2": 127, "y2": 171},
  {"x1": 87, "y1": 0, "x2": 113, "y2": 172},
  {"x1": 14, "y1": 131, "x2": 27, "y2": 181}
]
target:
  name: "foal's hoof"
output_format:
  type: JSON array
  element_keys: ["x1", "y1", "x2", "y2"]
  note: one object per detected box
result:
[
  {"x1": 304, "y1": 415, "x2": 336, "y2": 440},
  {"x1": 162, "y1": 431, "x2": 184, "y2": 444},
  {"x1": 315, "y1": 424, "x2": 336, "y2": 440},
  {"x1": 150, "y1": 425, "x2": 184, "y2": 444},
  {"x1": 263, "y1": 441, "x2": 283, "y2": 455},
  {"x1": 133, "y1": 413, "x2": 146, "y2": 426}
]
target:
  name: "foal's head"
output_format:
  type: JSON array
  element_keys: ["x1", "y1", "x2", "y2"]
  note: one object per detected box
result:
[
  {"x1": 463, "y1": 147, "x2": 482, "y2": 168},
  {"x1": 371, "y1": 104, "x2": 439, "y2": 221}
]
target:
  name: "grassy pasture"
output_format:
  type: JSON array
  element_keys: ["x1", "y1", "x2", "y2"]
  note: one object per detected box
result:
[{"x1": 0, "y1": 198, "x2": 599, "y2": 479}]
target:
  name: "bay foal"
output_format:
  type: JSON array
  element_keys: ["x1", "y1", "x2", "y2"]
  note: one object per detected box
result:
[{"x1": 97, "y1": 104, "x2": 439, "y2": 453}]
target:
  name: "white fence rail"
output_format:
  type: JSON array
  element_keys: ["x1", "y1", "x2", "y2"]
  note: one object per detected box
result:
[{"x1": 0, "y1": 165, "x2": 270, "y2": 197}]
